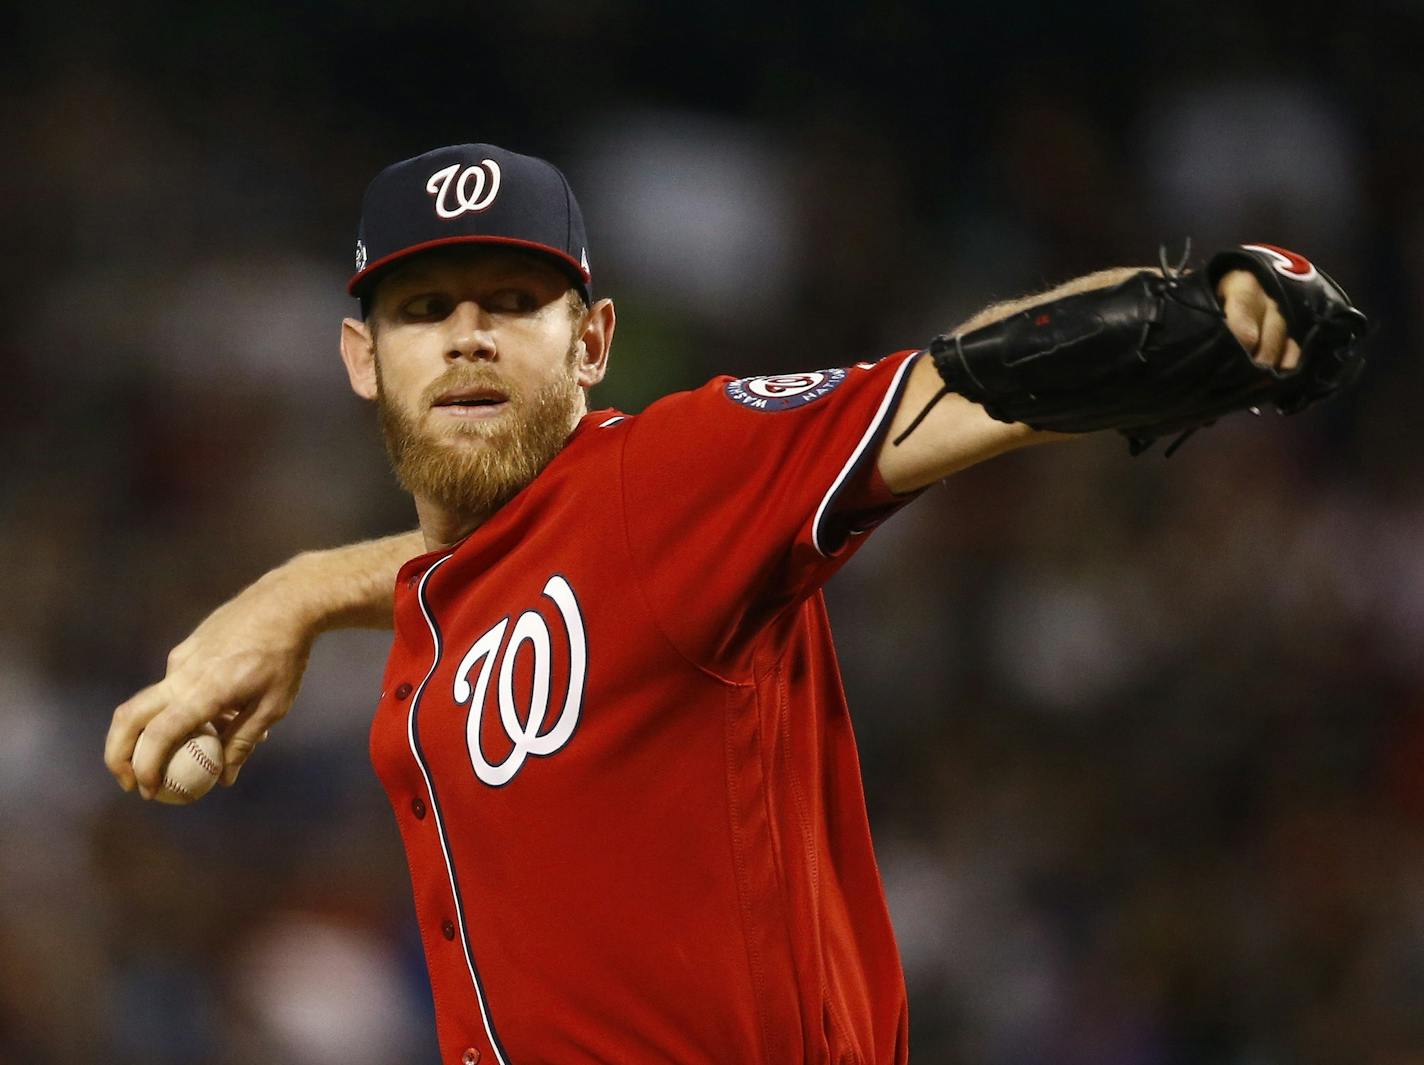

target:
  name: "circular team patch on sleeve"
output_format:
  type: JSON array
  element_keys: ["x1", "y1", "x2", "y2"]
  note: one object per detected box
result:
[{"x1": 724, "y1": 368, "x2": 848, "y2": 411}]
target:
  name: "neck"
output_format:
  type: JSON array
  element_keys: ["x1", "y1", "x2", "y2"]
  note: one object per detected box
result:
[{"x1": 414, "y1": 496, "x2": 486, "y2": 554}]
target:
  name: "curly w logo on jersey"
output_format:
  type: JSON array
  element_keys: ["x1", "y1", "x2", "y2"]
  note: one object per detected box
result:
[{"x1": 451, "y1": 574, "x2": 587, "y2": 787}]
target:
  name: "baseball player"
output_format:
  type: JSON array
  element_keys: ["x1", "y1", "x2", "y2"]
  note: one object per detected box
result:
[{"x1": 104, "y1": 144, "x2": 1367, "y2": 1064}]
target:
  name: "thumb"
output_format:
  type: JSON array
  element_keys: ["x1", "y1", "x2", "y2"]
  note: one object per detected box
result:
[
  {"x1": 220, "y1": 694, "x2": 283, "y2": 786},
  {"x1": 1222, "y1": 298, "x2": 1262, "y2": 355}
]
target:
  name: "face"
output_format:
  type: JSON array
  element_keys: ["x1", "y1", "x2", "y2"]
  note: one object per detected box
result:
[{"x1": 340, "y1": 246, "x2": 614, "y2": 523}]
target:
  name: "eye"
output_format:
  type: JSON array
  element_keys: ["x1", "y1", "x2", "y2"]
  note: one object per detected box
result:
[
  {"x1": 485, "y1": 288, "x2": 539, "y2": 314},
  {"x1": 401, "y1": 294, "x2": 451, "y2": 319}
]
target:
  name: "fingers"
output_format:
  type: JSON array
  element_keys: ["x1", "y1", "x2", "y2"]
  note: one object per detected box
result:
[
  {"x1": 105, "y1": 682, "x2": 167, "y2": 793},
  {"x1": 1256, "y1": 304, "x2": 1289, "y2": 369},
  {"x1": 219, "y1": 690, "x2": 286, "y2": 787},
  {"x1": 1223, "y1": 293, "x2": 1261, "y2": 354},
  {"x1": 128, "y1": 693, "x2": 222, "y2": 799},
  {"x1": 106, "y1": 570, "x2": 319, "y2": 801},
  {"x1": 1217, "y1": 268, "x2": 1298, "y2": 370}
]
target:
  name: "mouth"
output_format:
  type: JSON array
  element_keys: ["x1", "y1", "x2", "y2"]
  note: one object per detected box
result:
[{"x1": 430, "y1": 386, "x2": 510, "y2": 419}]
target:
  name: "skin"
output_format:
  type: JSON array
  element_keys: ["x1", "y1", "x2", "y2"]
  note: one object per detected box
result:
[
  {"x1": 104, "y1": 252, "x2": 1295, "y2": 798},
  {"x1": 877, "y1": 267, "x2": 1302, "y2": 492},
  {"x1": 341, "y1": 247, "x2": 616, "y2": 550}
]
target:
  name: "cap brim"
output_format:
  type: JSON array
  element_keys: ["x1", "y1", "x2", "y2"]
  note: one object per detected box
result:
[{"x1": 348, "y1": 235, "x2": 591, "y2": 297}]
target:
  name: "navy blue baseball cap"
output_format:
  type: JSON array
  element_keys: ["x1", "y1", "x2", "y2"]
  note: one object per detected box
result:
[{"x1": 349, "y1": 143, "x2": 592, "y2": 305}]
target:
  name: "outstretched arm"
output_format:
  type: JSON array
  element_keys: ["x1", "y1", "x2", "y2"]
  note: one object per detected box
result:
[
  {"x1": 104, "y1": 530, "x2": 422, "y2": 797},
  {"x1": 105, "y1": 262, "x2": 1315, "y2": 799},
  {"x1": 876, "y1": 266, "x2": 1302, "y2": 493}
]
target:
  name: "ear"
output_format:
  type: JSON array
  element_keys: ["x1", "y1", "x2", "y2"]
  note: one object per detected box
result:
[
  {"x1": 573, "y1": 298, "x2": 616, "y2": 390},
  {"x1": 340, "y1": 317, "x2": 378, "y2": 401}
]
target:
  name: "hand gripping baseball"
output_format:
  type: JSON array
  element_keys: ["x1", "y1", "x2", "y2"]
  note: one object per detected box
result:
[
  {"x1": 105, "y1": 532, "x2": 418, "y2": 798},
  {"x1": 104, "y1": 571, "x2": 313, "y2": 798},
  {"x1": 904, "y1": 244, "x2": 1368, "y2": 455}
]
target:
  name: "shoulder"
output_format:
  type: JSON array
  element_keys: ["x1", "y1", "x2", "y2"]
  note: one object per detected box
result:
[{"x1": 637, "y1": 359, "x2": 900, "y2": 423}]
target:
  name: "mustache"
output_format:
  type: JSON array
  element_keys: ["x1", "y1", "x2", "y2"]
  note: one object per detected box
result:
[{"x1": 418, "y1": 368, "x2": 520, "y2": 409}]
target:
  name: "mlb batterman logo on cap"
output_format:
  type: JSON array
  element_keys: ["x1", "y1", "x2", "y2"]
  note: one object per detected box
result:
[{"x1": 348, "y1": 143, "x2": 592, "y2": 305}]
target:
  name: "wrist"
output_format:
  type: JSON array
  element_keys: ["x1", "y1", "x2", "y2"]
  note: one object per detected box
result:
[{"x1": 258, "y1": 550, "x2": 337, "y2": 638}]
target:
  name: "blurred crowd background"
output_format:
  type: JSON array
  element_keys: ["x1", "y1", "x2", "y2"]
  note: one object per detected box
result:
[{"x1": 5, "y1": 1, "x2": 1423, "y2": 1062}]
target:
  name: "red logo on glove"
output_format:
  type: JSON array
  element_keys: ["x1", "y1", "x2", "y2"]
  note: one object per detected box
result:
[{"x1": 1243, "y1": 243, "x2": 1318, "y2": 283}]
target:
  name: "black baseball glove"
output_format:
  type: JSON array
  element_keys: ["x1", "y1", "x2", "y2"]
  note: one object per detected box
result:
[{"x1": 901, "y1": 244, "x2": 1369, "y2": 455}]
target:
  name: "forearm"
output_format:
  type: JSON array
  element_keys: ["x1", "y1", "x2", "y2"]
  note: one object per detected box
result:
[
  {"x1": 264, "y1": 530, "x2": 425, "y2": 633},
  {"x1": 951, "y1": 267, "x2": 1152, "y2": 335},
  {"x1": 878, "y1": 266, "x2": 1155, "y2": 493}
]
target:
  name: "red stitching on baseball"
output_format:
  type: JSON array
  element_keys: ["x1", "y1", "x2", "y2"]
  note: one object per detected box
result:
[{"x1": 184, "y1": 739, "x2": 221, "y2": 777}]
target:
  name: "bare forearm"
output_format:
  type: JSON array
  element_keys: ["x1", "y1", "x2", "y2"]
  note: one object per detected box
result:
[
  {"x1": 878, "y1": 266, "x2": 1154, "y2": 493},
  {"x1": 271, "y1": 530, "x2": 425, "y2": 633},
  {"x1": 951, "y1": 267, "x2": 1152, "y2": 334}
]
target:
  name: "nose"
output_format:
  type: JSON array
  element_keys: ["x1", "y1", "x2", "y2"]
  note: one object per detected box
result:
[{"x1": 445, "y1": 300, "x2": 497, "y2": 362}]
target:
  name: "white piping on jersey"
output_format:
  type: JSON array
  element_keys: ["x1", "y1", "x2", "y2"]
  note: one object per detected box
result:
[
  {"x1": 410, "y1": 550, "x2": 512, "y2": 1065},
  {"x1": 597, "y1": 415, "x2": 625, "y2": 428},
  {"x1": 810, "y1": 353, "x2": 919, "y2": 558}
]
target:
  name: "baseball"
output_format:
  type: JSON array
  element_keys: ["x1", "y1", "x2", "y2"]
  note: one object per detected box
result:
[{"x1": 135, "y1": 722, "x2": 224, "y2": 804}]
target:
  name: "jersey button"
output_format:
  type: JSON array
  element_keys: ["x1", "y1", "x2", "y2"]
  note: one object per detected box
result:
[
  {"x1": 461, "y1": 1050, "x2": 481, "y2": 1064},
  {"x1": 411, "y1": 796, "x2": 426, "y2": 820},
  {"x1": 442, "y1": 920, "x2": 456, "y2": 940},
  {"x1": 394, "y1": 682, "x2": 413, "y2": 700}
]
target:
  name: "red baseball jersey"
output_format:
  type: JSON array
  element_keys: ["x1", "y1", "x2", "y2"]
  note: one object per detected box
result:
[{"x1": 371, "y1": 350, "x2": 923, "y2": 1065}]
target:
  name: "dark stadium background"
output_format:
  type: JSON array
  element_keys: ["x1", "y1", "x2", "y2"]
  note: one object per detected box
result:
[{"x1": 5, "y1": 2, "x2": 1423, "y2": 1061}]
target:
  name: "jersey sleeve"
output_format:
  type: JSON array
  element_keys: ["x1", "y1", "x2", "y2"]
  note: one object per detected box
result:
[{"x1": 619, "y1": 350, "x2": 923, "y2": 674}]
